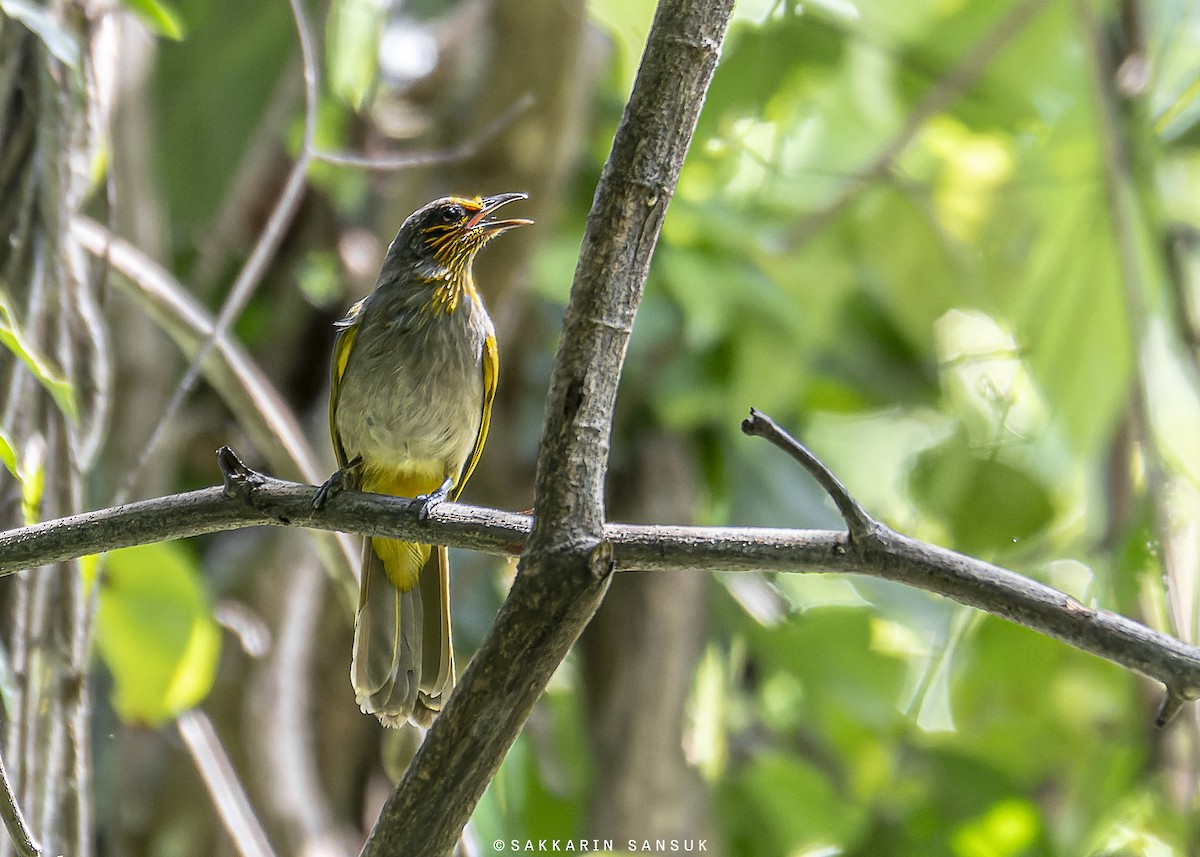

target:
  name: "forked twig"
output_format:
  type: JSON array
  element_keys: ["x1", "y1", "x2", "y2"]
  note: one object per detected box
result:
[
  {"x1": 741, "y1": 407, "x2": 876, "y2": 542},
  {"x1": 741, "y1": 408, "x2": 1197, "y2": 726}
]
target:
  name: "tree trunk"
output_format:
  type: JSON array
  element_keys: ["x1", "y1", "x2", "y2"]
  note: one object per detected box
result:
[{"x1": 581, "y1": 432, "x2": 716, "y2": 848}]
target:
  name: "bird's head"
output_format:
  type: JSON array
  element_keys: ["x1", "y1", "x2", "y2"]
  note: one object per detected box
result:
[{"x1": 387, "y1": 193, "x2": 532, "y2": 286}]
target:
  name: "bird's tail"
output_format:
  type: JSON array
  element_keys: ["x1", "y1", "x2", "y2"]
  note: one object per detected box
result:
[{"x1": 351, "y1": 538, "x2": 454, "y2": 728}]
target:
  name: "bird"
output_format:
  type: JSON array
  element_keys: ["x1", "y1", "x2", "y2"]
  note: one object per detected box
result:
[{"x1": 317, "y1": 192, "x2": 530, "y2": 727}]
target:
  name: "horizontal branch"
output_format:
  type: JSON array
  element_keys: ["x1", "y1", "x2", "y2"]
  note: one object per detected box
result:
[{"x1": 0, "y1": 448, "x2": 1198, "y2": 718}]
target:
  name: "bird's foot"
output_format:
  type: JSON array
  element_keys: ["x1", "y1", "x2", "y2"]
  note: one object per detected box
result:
[
  {"x1": 313, "y1": 455, "x2": 362, "y2": 510},
  {"x1": 415, "y1": 477, "x2": 455, "y2": 521}
]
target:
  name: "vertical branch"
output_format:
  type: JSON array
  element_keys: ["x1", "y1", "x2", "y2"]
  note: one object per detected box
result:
[
  {"x1": 358, "y1": 1, "x2": 735, "y2": 855},
  {"x1": 1076, "y1": 0, "x2": 1200, "y2": 827},
  {"x1": 0, "y1": 1, "x2": 99, "y2": 853},
  {"x1": 528, "y1": 4, "x2": 727, "y2": 544},
  {"x1": 581, "y1": 433, "x2": 714, "y2": 843}
]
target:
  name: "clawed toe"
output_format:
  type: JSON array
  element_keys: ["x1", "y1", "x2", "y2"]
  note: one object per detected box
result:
[
  {"x1": 415, "y1": 492, "x2": 444, "y2": 521},
  {"x1": 415, "y1": 477, "x2": 455, "y2": 521},
  {"x1": 313, "y1": 455, "x2": 362, "y2": 510},
  {"x1": 312, "y1": 481, "x2": 334, "y2": 510}
]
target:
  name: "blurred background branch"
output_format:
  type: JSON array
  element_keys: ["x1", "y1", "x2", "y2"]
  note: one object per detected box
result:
[
  {"x1": 0, "y1": 747, "x2": 40, "y2": 857},
  {"x1": 176, "y1": 709, "x2": 278, "y2": 857}
]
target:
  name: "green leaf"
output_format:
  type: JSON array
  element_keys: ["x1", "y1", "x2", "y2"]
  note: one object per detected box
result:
[
  {"x1": 741, "y1": 607, "x2": 907, "y2": 734},
  {"x1": 895, "y1": 0, "x2": 1079, "y2": 134},
  {"x1": 0, "y1": 293, "x2": 77, "y2": 421},
  {"x1": 0, "y1": 0, "x2": 80, "y2": 69},
  {"x1": 119, "y1": 0, "x2": 186, "y2": 40},
  {"x1": 908, "y1": 429, "x2": 1055, "y2": 555},
  {"x1": 0, "y1": 427, "x2": 16, "y2": 479},
  {"x1": 951, "y1": 798, "x2": 1042, "y2": 857},
  {"x1": 701, "y1": 8, "x2": 843, "y2": 135},
  {"x1": 326, "y1": 0, "x2": 385, "y2": 111},
  {"x1": 722, "y1": 752, "x2": 868, "y2": 854},
  {"x1": 853, "y1": 186, "x2": 962, "y2": 355},
  {"x1": 95, "y1": 543, "x2": 220, "y2": 725},
  {"x1": 586, "y1": 0, "x2": 655, "y2": 91},
  {"x1": 952, "y1": 615, "x2": 1143, "y2": 818},
  {"x1": 1001, "y1": 188, "x2": 1131, "y2": 458}
]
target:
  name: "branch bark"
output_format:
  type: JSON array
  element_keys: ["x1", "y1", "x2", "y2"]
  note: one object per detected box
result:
[{"x1": 1, "y1": 436, "x2": 1198, "y2": 724}]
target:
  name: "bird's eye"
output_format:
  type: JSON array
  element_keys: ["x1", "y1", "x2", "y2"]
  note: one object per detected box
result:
[{"x1": 440, "y1": 204, "x2": 465, "y2": 224}]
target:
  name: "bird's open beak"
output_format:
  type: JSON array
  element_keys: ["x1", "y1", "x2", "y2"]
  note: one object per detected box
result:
[{"x1": 468, "y1": 192, "x2": 533, "y2": 233}]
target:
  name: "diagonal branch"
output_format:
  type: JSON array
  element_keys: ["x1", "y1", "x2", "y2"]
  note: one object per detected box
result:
[
  {"x1": 115, "y1": 0, "x2": 321, "y2": 504},
  {"x1": 71, "y1": 218, "x2": 324, "y2": 486},
  {"x1": 71, "y1": 216, "x2": 359, "y2": 605},
  {"x1": 176, "y1": 710, "x2": 278, "y2": 857}
]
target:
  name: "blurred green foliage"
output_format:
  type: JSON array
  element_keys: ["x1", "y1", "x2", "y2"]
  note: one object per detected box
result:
[
  {"x1": 507, "y1": 0, "x2": 1200, "y2": 854},
  {"x1": 119, "y1": 0, "x2": 185, "y2": 40},
  {"x1": 153, "y1": 0, "x2": 294, "y2": 239},
  {"x1": 96, "y1": 0, "x2": 1200, "y2": 852},
  {"x1": 0, "y1": 292, "x2": 77, "y2": 422},
  {"x1": 93, "y1": 544, "x2": 220, "y2": 725}
]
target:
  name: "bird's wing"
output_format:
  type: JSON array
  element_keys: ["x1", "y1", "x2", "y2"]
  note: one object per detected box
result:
[
  {"x1": 453, "y1": 331, "x2": 498, "y2": 498},
  {"x1": 328, "y1": 298, "x2": 365, "y2": 468}
]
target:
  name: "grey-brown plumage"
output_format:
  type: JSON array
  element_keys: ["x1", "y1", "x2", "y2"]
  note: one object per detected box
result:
[{"x1": 324, "y1": 193, "x2": 528, "y2": 727}]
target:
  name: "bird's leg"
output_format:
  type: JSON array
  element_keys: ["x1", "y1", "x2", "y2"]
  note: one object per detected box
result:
[
  {"x1": 312, "y1": 454, "x2": 363, "y2": 509},
  {"x1": 415, "y1": 476, "x2": 455, "y2": 521}
]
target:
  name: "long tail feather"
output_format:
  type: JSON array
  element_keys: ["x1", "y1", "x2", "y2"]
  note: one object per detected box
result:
[
  {"x1": 350, "y1": 538, "x2": 453, "y2": 727},
  {"x1": 416, "y1": 545, "x2": 455, "y2": 712}
]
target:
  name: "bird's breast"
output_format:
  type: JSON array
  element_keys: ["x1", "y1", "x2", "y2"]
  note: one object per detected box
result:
[{"x1": 334, "y1": 305, "x2": 487, "y2": 479}]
